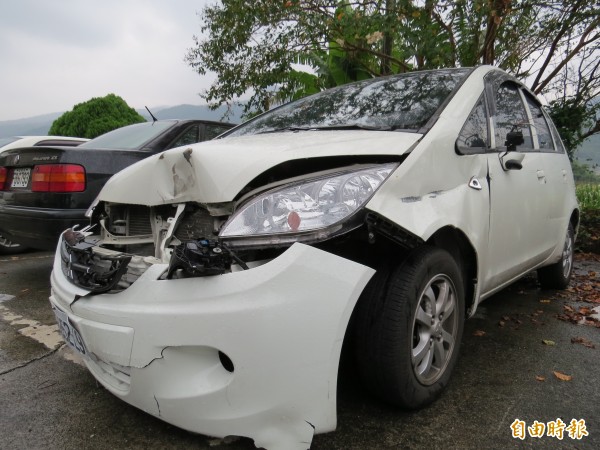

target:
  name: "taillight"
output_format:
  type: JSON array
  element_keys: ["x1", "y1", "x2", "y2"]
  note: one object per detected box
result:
[
  {"x1": 0, "y1": 167, "x2": 7, "y2": 190},
  {"x1": 31, "y1": 164, "x2": 85, "y2": 192}
]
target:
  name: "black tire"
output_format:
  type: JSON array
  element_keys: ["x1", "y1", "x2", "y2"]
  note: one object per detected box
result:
[
  {"x1": 354, "y1": 246, "x2": 465, "y2": 409},
  {"x1": 0, "y1": 235, "x2": 25, "y2": 255},
  {"x1": 537, "y1": 224, "x2": 574, "y2": 290}
]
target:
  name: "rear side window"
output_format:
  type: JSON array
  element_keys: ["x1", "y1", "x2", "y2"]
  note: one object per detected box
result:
[
  {"x1": 524, "y1": 95, "x2": 554, "y2": 151},
  {"x1": 493, "y1": 83, "x2": 533, "y2": 151},
  {"x1": 169, "y1": 125, "x2": 200, "y2": 148},
  {"x1": 205, "y1": 124, "x2": 232, "y2": 140},
  {"x1": 545, "y1": 112, "x2": 567, "y2": 154}
]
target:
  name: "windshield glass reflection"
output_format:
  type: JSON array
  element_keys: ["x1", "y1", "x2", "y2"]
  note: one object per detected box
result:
[{"x1": 228, "y1": 69, "x2": 470, "y2": 137}]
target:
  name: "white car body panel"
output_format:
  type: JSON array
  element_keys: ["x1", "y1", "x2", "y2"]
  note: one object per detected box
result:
[
  {"x1": 49, "y1": 66, "x2": 579, "y2": 448},
  {"x1": 98, "y1": 130, "x2": 421, "y2": 205},
  {"x1": 50, "y1": 242, "x2": 375, "y2": 449}
]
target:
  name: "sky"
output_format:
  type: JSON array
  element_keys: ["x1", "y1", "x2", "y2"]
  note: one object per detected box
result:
[{"x1": 0, "y1": 0, "x2": 215, "y2": 121}]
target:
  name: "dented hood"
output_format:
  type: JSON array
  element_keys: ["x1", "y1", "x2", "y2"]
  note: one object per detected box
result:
[{"x1": 99, "y1": 130, "x2": 422, "y2": 205}]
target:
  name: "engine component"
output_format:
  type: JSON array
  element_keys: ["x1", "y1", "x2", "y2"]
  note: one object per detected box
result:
[{"x1": 167, "y1": 240, "x2": 240, "y2": 278}]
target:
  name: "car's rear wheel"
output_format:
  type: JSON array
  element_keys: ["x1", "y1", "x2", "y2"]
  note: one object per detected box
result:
[
  {"x1": 537, "y1": 224, "x2": 574, "y2": 290},
  {"x1": 355, "y1": 246, "x2": 465, "y2": 409},
  {"x1": 0, "y1": 234, "x2": 24, "y2": 255}
]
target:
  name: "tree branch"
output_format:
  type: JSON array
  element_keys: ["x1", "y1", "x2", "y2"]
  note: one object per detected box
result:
[{"x1": 533, "y1": 18, "x2": 600, "y2": 93}]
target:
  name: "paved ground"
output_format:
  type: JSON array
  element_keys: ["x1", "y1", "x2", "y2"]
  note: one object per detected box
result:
[{"x1": 0, "y1": 250, "x2": 598, "y2": 449}]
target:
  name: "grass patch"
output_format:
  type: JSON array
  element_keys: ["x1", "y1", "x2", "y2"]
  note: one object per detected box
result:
[
  {"x1": 576, "y1": 183, "x2": 600, "y2": 211},
  {"x1": 576, "y1": 183, "x2": 600, "y2": 253}
]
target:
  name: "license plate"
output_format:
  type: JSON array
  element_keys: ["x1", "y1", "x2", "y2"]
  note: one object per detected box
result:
[
  {"x1": 52, "y1": 306, "x2": 87, "y2": 355},
  {"x1": 11, "y1": 168, "x2": 31, "y2": 188}
]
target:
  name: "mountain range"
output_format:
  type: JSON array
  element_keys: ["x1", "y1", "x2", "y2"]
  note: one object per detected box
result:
[
  {"x1": 575, "y1": 134, "x2": 600, "y2": 173},
  {"x1": 0, "y1": 104, "x2": 244, "y2": 137}
]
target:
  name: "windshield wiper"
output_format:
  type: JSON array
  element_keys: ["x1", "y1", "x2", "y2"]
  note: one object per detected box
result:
[{"x1": 257, "y1": 124, "x2": 396, "y2": 134}]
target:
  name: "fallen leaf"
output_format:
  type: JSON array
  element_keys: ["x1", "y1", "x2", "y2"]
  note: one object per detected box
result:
[
  {"x1": 473, "y1": 330, "x2": 486, "y2": 337},
  {"x1": 536, "y1": 310, "x2": 544, "y2": 314},
  {"x1": 502, "y1": 316, "x2": 510, "y2": 321},
  {"x1": 542, "y1": 339, "x2": 556, "y2": 346},
  {"x1": 564, "y1": 305, "x2": 574, "y2": 313},
  {"x1": 535, "y1": 375, "x2": 546, "y2": 382},
  {"x1": 553, "y1": 371, "x2": 572, "y2": 381},
  {"x1": 498, "y1": 320, "x2": 505, "y2": 327},
  {"x1": 571, "y1": 337, "x2": 595, "y2": 349},
  {"x1": 540, "y1": 299, "x2": 551, "y2": 304}
]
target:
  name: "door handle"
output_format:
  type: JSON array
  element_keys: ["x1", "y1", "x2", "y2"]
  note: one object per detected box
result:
[
  {"x1": 468, "y1": 176, "x2": 482, "y2": 190},
  {"x1": 536, "y1": 170, "x2": 546, "y2": 184}
]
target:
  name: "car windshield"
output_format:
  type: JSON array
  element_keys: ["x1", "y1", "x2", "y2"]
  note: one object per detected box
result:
[
  {"x1": 0, "y1": 137, "x2": 20, "y2": 148},
  {"x1": 226, "y1": 69, "x2": 470, "y2": 138},
  {"x1": 79, "y1": 121, "x2": 175, "y2": 150}
]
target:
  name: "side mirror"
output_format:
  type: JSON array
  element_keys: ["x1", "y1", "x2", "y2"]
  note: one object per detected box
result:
[
  {"x1": 505, "y1": 159, "x2": 523, "y2": 170},
  {"x1": 505, "y1": 130, "x2": 524, "y2": 151},
  {"x1": 500, "y1": 151, "x2": 525, "y2": 171}
]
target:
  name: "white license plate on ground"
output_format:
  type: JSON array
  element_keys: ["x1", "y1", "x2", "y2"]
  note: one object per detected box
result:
[
  {"x1": 11, "y1": 168, "x2": 31, "y2": 188},
  {"x1": 53, "y1": 306, "x2": 87, "y2": 355}
]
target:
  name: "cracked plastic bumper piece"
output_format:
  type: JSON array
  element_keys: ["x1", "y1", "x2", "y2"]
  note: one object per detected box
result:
[{"x1": 50, "y1": 242, "x2": 374, "y2": 449}]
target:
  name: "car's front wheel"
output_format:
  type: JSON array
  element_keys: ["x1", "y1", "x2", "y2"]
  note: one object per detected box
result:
[
  {"x1": 0, "y1": 234, "x2": 24, "y2": 255},
  {"x1": 537, "y1": 224, "x2": 574, "y2": 290},
  {"x1": 355, "y1": 246, "x2": 465, "y2": 409}
]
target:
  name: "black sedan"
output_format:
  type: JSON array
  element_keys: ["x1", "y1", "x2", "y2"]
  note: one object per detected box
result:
[{"x1": 0, "y1": 119, "x2": 235, "y2": 250}]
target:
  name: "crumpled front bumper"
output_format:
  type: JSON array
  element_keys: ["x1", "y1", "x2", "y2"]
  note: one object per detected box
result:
[{"x1": 50, "y1": 241, "x2": 374, "y2": 449}]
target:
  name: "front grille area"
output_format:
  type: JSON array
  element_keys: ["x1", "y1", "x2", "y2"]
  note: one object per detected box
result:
[
  {"x1": 60, "y1": 235, "x2": 131, "y2": 293},
  {"x1": 127, "y1": 205, "x2": 152, "y2": 236}
]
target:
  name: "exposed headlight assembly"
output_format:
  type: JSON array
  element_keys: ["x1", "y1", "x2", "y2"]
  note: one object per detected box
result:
[{"x1": 219, "y1": 163, "x2": 398, "y2": 248}]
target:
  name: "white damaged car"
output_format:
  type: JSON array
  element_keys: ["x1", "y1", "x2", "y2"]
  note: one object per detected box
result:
[{"x1": 50, "y1": 66, "x2": 578, "y2": 449}]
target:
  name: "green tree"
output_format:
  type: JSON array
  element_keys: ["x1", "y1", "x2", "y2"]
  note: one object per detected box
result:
[
  {"x1": 186, "y1": 0, "x2": 599, "y2": 154},
  {"x1": 49, "y1": 94, "x2": 146, "y2": 139}
]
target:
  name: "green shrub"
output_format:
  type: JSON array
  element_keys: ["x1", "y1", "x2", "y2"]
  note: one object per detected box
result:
[{"x1": 49, "y1": 94, "x2": 146, "y2": 139}]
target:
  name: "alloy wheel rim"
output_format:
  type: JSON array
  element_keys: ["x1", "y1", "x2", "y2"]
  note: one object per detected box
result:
[
  {"x1": 562, "y1": 231, "x2": 573, "y2": 278},
  {"x1": 411, "y1": 274, "x2": 458, "y2": 385}
]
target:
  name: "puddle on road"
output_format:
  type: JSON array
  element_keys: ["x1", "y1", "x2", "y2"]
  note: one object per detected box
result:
[
  {"x1": 58, "y1": 346, "x2": 86, "y2": 367},
  {"x1": 0, "y1": 304, "x2": 63, "y2": 350},
  {"x1": 0, "y1": 294, "x2": 16, "y2": 303},
  {"x1": 0, "y1": 298, "x2": 86, "y2": 367}
]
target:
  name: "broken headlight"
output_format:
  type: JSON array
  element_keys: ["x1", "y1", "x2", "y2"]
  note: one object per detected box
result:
[{"x1": 219, "y1": 163, "x2": 398, "y2": 248}]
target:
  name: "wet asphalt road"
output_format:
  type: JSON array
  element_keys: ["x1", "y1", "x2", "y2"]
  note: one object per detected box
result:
[{"x1": 0, "y1": 250, "x2": 598, "y2": 450}]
